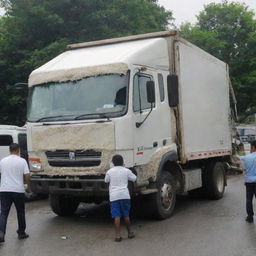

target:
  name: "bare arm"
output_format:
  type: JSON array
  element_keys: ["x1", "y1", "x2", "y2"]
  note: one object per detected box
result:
[
  {"x1": 23, "y1": 159, "x2": 31, "y2": 191},
  {"x1": 128, "y1": 170, "x2": 137, "y2": 182},
  {"x1": 24, "y1": 173, "x2": 31, "y2": 191},
  {"x1": 105, "y1": 172, "x2": 110, "y2": 183}
]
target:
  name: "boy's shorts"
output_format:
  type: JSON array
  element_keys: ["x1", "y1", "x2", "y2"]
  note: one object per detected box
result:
[{"x1": 110, "y1": 199, "x2": 131, "y2": 218}]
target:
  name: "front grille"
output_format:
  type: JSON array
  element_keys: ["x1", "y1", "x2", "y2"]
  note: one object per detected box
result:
[{"x1": 45, "y1": 150, "x2": 102, "y2": 167}]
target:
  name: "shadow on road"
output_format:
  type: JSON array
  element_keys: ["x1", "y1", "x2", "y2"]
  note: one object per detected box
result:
[{"x1": 47, "y1": 193, "x2": 214, "y2": 227}]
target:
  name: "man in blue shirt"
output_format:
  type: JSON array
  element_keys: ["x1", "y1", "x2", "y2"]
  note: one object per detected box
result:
[{"x1": 240, "y1": 140, "x2": 256, "y2": 223}]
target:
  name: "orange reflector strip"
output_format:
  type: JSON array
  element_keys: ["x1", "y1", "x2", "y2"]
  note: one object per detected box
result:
[{"x1": 29, "y1": 158, "x2": 41, "y2": 163}]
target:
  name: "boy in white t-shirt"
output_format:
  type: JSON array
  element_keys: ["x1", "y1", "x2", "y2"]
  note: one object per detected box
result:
[{"x1": 105, "y1": 155, "x2": 137, "y2": 242}]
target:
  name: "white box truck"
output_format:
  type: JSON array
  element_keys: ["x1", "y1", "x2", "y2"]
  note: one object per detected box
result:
[{"x1": 27, "y1": 31, "x2": 233, "y2": 219}]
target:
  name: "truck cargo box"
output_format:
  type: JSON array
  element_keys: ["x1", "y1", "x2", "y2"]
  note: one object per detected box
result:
[{"x1": 175, "y1": 39, "x2": 232, "y2": 162}]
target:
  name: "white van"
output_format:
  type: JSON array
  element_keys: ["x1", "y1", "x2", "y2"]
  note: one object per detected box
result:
[
  {"x1": 237, "y1": 125, "x2": 256, "y2": 154},
  {"x1": 0, "y1": 125, "x2": 35, "y2": 200},
  {"x1": 0, "y1": 125, "x2": 27, "y2": 161}
]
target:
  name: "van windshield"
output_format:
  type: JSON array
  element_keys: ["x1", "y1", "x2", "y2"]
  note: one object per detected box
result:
[{"x1": 27, "y1": 73, "x2": 129, "y2": 122}]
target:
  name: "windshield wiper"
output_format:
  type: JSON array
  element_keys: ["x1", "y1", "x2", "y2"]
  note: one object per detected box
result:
[
  {"x1": 99, "y1": 113, "x2": 110, "y2": 120},
  {"x1": 36, "y1": 115, "x2": 75, "y2": 122},
  {"x1": 74, "y1": 113, "x2": 110, "y2": 120}
]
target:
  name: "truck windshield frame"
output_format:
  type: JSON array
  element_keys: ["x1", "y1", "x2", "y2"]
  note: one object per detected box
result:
[{"x1": 27, "y1": 72, "x2": 130, "y2": 122}]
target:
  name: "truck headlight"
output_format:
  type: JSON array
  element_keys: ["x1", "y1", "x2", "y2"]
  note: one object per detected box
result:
[{"x1": 29, "y1": 158, "x2": 43, "y2": 172}]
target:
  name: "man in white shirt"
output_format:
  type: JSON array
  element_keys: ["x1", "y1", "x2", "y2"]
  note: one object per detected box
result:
[
  {"x1": 105, "y1": 154, "x2": 136, "y2": 242},
  {"x1": 0, "y1": 143, "x2": 30, "y2": 243}
]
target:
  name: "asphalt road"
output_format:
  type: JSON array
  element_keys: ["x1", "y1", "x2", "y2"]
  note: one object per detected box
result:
[{"x1": 1, "y1": 174, "x2": 256, "y2": 256}]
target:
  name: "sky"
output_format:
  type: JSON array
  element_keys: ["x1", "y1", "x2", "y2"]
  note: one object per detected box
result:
[
  {"x1": 0, "y1": 1, "x2": 256, "y2": 26},
  {"x1": 158, "y1": 0, "x2": 256, "y2": 25}
]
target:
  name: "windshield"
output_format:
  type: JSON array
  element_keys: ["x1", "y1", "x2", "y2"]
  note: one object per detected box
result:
[{"x1": 27, "y1": 73, "x2": 129, "y2": 122}]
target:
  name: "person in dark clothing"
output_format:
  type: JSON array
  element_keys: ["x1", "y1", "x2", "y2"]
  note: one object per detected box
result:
[{"x1": 240, "y1": 140, "x2": 256, "y2": 223}]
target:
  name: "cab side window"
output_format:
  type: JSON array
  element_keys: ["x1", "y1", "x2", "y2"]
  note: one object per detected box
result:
[
  {"x1": 133, "y1": 74, "x2": 154, "y2": 112},
  {"x1": 158, "y1": 73, "x2": 165, "y2": 102}
]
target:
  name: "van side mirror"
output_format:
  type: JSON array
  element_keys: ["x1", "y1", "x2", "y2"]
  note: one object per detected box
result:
[
  {"x1": 14, "y1": 82, "x2": 28, "y2": 90},
  {"x1": 167, "y1": 75, "x2": 179, "y2": 107},
  {"x1": 146, "y1": 81, "x2": 155, "y2": 103}
]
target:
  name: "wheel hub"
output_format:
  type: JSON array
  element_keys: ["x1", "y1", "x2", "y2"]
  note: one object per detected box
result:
[{"x1": 161, "y1": 183, "x2": 173, "y2": 210}]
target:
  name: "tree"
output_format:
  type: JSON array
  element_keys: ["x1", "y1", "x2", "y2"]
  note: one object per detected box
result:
[
  {"x1": 180, "y1": 1, "x2": 256, "y2": 118},
  {"x1": 0, "y1": 0, "x2": 173, "y2": 125}
]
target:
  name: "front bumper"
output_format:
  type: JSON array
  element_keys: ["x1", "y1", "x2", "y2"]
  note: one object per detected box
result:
[
  {"x1": 31, "y1": 175, "x2": 151, "y2": 198},
  {"x1": 31, "y1": 176, "x2": 109, "y2": 197}
]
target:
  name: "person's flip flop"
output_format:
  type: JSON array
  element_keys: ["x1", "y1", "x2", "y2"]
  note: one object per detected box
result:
[
  {"x1": 128, "y1": 232, "x2": 135, "y2": 239},
  {"x1": 115, "y1": 237, "x2": 122, "y2": 242}
]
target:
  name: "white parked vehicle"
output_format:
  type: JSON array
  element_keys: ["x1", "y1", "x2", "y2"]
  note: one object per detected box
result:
[
  {"x1": 0, "y1": 125, "x2": 35, "y2": 199},
  {"x1": 27, "y1": 31, "x2": 233, "y2": 218},
  {"x1": 237, "y1": 125, "x2": 256, "y2": 154},
  {"x1": 0, "y1": 125, "x2": 27, "y2": 161}
]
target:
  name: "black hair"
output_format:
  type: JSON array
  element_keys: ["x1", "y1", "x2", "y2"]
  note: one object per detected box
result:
[
  {"x1": 250, "y1": 140, "x2": 256, "y2": 149},
  {"x1": 112, "y1": 154, "x2": 124, "y2": 166},
  {"x1": 9, "y1": 143, "x2": 20, "y2": 153}
]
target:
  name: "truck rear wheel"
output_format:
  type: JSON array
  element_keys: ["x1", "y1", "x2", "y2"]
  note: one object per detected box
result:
[
  {"x1": 205, "y1": 161, "x2": 226, "y2": 199},
  {"x1": 147, "y1": 172, "x2": 176, "y2": 219},
  {"x1": 49, "y1": 195, "x2": 79, "y2": 216}
]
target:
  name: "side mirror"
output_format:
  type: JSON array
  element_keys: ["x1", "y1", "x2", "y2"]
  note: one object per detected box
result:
[
  {"x1": 146, "y1": 81, "x2": 155, "y2": 103},
  {"x1": 167, "y1": 75, "x2": 179, "y2": 107},
  {"x1": 14, "y1": 82, "x2": 28, "y2": 90}
]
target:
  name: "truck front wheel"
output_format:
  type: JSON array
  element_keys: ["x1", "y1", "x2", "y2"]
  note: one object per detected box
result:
[
  {"x1": 148, "y1": 172, "x2": 176, "y2": 219},
  {"x1": 49, "y1": 195, "x2": 79, "y2": 216}
]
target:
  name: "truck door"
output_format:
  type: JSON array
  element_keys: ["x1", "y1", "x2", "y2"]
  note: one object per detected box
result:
[
  {"x1": 18, "y1": 133, "x2": 28, "y2": 163},
  {"x1": 132, "y1": 69, "x2": 171, "y2": 166}
]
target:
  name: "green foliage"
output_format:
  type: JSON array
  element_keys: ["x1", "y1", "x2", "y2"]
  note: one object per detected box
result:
[
  {"x1": 0, "y1": 0, "x2": 172, "y2": 125},
  {"x1": 180, "y1": 1, "x2": 256, "y2": 117}
]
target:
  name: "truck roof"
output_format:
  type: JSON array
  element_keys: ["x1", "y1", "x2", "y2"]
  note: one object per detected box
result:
[
  {"x1": 67, "y1": 30, "x2": 177, "y2": 50},
  {"x1": 29, "y1": 31, "x2": 177, "y2": 87},
  {"x1": 28, "y1": 30, "x2": 227, "y2": 88}
]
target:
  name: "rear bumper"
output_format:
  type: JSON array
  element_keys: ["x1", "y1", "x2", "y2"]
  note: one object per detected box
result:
[{"x1": 31, "y1": 176, "x2": 109, "y2": 197}]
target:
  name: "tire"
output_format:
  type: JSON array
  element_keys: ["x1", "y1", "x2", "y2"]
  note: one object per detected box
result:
[
  {"x1": 49, "y1": 195, "x2": 79, "y2": 216},
  {"x1": 204, "y1": 161, "x2": 226, "y2": 199},
  {"x1": 147, "y1": 172, "x2": 176, "y2": 219}
]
